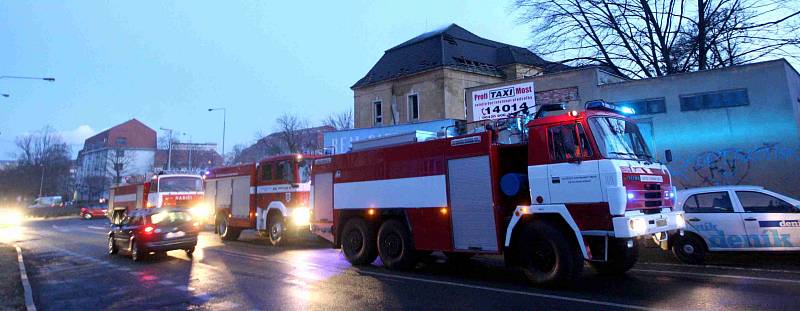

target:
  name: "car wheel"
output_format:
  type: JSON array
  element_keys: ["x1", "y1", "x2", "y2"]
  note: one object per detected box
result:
[
  {"x1": 267, "y1": 215, "x2": 286, "y2": 246},
  {"x1": 185, "y1": 247, "x2": 195, "y2": 257},
  {"x1": 516, "y1": 221, "x2": 583, "y2": 286},
  {"x1": 83, "y1": 213, "x2": 92, "y2": 220},
  {"x1": 131, "y1": 240, "x2": 146, "y2": 262},
  {"x1": 108, "y1": 236, "x2": 117, "y2": 255},
  {"x1": 341, "y1": 217, "x2": 377, "y2": 265},
  {"x1": 589, "y1": 239, "x2": 639, "y2": 275},
  {"x1": 672, "y1": 234, "x2": 706, "y2": 264},
  {"x1": 377, "y1": 219, "x2": 417, "y2": 270}
]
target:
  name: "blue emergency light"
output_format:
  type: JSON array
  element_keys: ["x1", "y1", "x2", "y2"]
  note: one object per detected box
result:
[{"x1": 585, "y1": 100, "x2": 635, "y2": 115}]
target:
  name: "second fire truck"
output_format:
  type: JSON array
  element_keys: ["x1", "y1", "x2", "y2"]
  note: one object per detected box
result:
[
  {"x1": 203, "y1": 154, "x2": 315, "y2": 245},
  {"x1": 109, "y1": 173, "x2": 208, "y2": 219},
  {"x1": 310, "y1": 101, "x2": 685, "y2": 286}
]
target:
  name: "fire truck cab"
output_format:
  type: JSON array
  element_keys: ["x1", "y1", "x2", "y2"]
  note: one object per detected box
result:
[
  {"x1": 204, "y1": 154, "x2": 314, "y2": 246},
  {"x1": 310, "y1": 101, "x2": 685, "y2": 286},
  {"x1": 109, "y1": 173, "x2": 207, "y2": 219}
]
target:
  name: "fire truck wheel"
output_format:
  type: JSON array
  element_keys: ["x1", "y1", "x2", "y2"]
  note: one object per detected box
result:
[
  {"x1": 671, "y1": 234, "x2": 706, "y2": 264},
  {"x1": 218, "y1": 217, "x2": 241, "y2": 241},
  {"x1": 378, "y1": 219, "x2": 417, "y2": 270},
  {"x1": 517, "y1": 221, "x2": 583, "y2": 286},
  {"x1": 341, "y1": 217, "x2": 377, "y2": 265},
  {"x1": 267, "y1": 215, "x2": 286, "y2": 246},
  {"x1": 589, "y1": 239, "x2": 639, "y2": 275}
]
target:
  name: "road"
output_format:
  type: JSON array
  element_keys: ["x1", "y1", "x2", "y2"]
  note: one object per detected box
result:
[{"x1": 3, "y1": 217, "x2": 800, "y2": 311}]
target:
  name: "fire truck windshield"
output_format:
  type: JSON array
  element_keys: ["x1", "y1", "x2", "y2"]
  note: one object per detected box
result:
[
  {"x1": 158, "y1": 176, "x2": 203, "y2": 192},
  {"x1": 588, "y1": 117, "x2": 653, "y2": 161}
]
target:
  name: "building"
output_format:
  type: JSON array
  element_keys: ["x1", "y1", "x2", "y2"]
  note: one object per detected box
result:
[
  {"x1": 75, "y1": 119, "x2": 157, "y2": 202},
  {"x1": 233, "y1": 125, "x2": 334, "y2": 164},
  {"x1": 465, "y1": 59, "x2": 800, "y2": 197},
  {"x1": 154, "y1": 142, "x2": 223, "y2": 173},
  {"x1": 352, "y1": 24, "x2": 571, "y2": 128}
]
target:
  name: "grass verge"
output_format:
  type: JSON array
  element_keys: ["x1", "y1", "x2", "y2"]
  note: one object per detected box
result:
[{"x1": 0, "y1": 243, "x2": 25, "y2": 310}]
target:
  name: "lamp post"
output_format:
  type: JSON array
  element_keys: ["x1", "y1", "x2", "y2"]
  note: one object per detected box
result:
[
  {"x1": 208, "y1": 108, "x2": 226, "y2": 163},
  {"x1": 181, "y1": 132, "x2": 193, "y2": 172},
  {"x1": 39, "y1": 164, "x2": 45, "y2": 198},
  {"x1": 0, "y1": 76, "x2": 55, "y2": 82},
  {"x1": 159, "y1": 127, "x2": 174, "y2": 171}
]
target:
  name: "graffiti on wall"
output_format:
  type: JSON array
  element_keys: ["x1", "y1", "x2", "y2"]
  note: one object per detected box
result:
[{"x1": 669, "y1": 143, "x2": 800, "y2": 189}]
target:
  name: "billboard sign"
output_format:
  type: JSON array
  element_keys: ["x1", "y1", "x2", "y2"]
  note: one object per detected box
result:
[{"x1": 471, "y1": 82, "x2": 536, "y2": 121}]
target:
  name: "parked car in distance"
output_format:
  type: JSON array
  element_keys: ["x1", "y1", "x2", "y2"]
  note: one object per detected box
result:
[
  {"x1": 671, "y1": 185, "x2": 800, "y2": 264},
  {"x1": 28, "y1": 196, "x2": 63, "y2": 208},
  {"x1": 108, "y1": 208, "x2": 200, "y2": 261},
  {"x1": 80, "y1": 204, "x2": 107, "y2": 220}
]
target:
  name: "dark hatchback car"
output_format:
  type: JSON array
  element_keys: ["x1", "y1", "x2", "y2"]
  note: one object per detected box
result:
[{"x1": 108, "y1": 208, "x2": 199, "y2": 261}]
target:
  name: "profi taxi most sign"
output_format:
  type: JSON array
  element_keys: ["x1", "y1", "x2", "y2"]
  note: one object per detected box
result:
[{"x1": 471, "y1": 81, "x2": 536, "y2": 121}]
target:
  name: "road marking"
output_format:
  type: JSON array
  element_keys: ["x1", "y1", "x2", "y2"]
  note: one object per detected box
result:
[
  {"x1": 631, "y1": 269, "x2": 800, "y2": 284},
  {"x1": 14, "y1": 245, "x2": 37, "y2": 311},
  {"x1": 358, "y1": 270, "x2": 661, "y2": 311},
  {"x1": 87, "y1": 226, "x2": 106, "y2": 230},
  {"x1": 639, "y1": 262, "x2": 800, "y2": 275},
  {"x1": 158, "y1": 280, "x2": 175, "y2": 285}
]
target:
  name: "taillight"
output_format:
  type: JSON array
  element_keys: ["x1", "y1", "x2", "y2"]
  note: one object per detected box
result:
[
  {"x1": 143, "y1": 225, "x2": 156, "y2": 234},
  {"x1": 80, "y1": 208, "x2": 88, "y2": 213}
]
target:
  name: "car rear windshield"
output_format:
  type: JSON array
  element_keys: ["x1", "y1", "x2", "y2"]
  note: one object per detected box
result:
[{"x1": 150, "y1": 211, "x2": 193, "y2": 225}]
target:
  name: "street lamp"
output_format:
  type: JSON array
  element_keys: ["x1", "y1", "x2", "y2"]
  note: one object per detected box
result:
[
  {"x1": 159, "y1": 127, "x2": 174, "y2": 171},
  {"x1": 180, "y1": 132, "x2": 193, "y2": 172},
  {"x1": 208, "y1": 108, "x2": 226, "y2": 162}
]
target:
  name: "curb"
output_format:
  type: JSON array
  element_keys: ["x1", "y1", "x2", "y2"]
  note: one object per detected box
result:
[{"x1": 14, "y1": 245, "x2": 36, "y2": 311}]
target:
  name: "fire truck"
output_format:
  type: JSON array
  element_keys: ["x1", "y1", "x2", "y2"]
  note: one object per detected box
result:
[
  {"x1": 310, "y1": 101, "x2": 685, "y2": 286},
  {"x1": 203, "y1": 154, "x2": 315, "y2": 246},
  {"x1": 109, "y1": 173, "x2": 207, "y2": 219}
]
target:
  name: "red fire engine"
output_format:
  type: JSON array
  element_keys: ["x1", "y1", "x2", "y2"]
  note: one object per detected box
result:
[
  {"x1": 310, "y1": 101, "x2": 685, "y2": 285},
  {"x1": 203, "y1": 154, "x2": 315, "y2": 245},
  {"x1": 109, "y1": 173, "x2": 207, "y2": 218}
]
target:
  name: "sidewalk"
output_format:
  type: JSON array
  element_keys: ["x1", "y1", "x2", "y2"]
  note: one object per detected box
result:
[{"x1": 0, "y1": 243, "x2": 25, "y2": 310}]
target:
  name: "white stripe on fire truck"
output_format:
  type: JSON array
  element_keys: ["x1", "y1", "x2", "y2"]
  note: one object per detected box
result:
[
  {"x1": 250, "y1": 184, "x2": 311, "y2": 194},
  {"x1": 333, "y1": 175, "x2": 447, "y2": 209},
  {"x1": 113, "y1": 194, "x2": 137, "y2": 202}
]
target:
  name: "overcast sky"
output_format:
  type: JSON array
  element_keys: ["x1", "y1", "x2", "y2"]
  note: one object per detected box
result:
[{"x1": 0, "y1": 1, "x2": 532, "y2": 158}]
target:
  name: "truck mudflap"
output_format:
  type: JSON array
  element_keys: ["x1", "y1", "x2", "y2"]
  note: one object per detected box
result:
[{"x1": 612, "y1": 209, "x2": 685, "y2": 239}]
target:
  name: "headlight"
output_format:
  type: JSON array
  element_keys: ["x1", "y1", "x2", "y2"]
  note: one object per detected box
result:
[
  {"x1": 629, "y1": 217, "x2": 648, "y2": 235},
  {"x1": 0, "y1": 209, "x2": 24, "y2": 226},
  {"x1": 290, "y1": 207, "x2": 311, "y2": 226},
  {"x1": 675, "y1": 213, "x2": 686, "y2": 228},
  {"x1": 190, "y1": 203, "x2": 211, "y2": 219}
]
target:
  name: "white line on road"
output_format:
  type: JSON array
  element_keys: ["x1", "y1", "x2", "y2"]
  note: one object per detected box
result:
[
  {"x1": 87, "y1": 226, "x2": 106, "y2": 230},
  {"x1": 631, "y1": 268, "x2": 800, "y2": 284},
  {"x1": 14, "y1": 245, "x2": 37, "y2": 311},
  {"x1": 639, "y1": 262, "x2": 800, "y2": 275},
  {"x1": 358, "y1": 270, "x2": 663, "y2": 311}
]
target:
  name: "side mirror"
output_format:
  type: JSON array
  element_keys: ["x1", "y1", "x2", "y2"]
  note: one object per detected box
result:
[{"x1": 664, "y1": 149, "x2": 673, "y2": 163}]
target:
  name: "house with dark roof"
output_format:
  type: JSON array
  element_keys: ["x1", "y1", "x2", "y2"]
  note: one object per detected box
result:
[{"x1": 352, "y1": 24, "x2": 571, "y2": 128}]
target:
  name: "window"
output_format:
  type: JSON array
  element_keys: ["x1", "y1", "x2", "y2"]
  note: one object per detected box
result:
[
  {"x1": 298, "y1": 159, "x2": 311, "y2": 183},
  {"x1": 260, "y1": 163, "x2": 273, "y2": 181},
  {"x1": 408, "y1": 94, "x2": 419, "y2": 121},
  {"x1": 276, "y1": 160, "x2": 295, "y2": 183},
  {"x1": 680, "y1": 89, "x2": 749, "y2": 111},
  {"x1": 588, "y1": 117, "x2": 652, "y2": 161},
  {"x1": 548, "y1": 124, "x2": 591, "y2": 161},
  {"x1": 115, "y1": 149, "x2": 124, "y2": 157},
  {"x1": 684, "y1": 192, "x2": 734, "y2": 213},
  {"x1": 736, "y1": 191, "x2": 797, "y2": 213},
  {"x1": 373, "y1": 101, "x2": 383, "y2": 125},
  {"x1": 614, "y1": 98, "x2": 666, "y2": 115},
  {"x1": 115, "y1": 137, "x2": 127, "y2": 145},
  {"x1": 158, "y1": 177, "x2": 203, "y2": 192}
]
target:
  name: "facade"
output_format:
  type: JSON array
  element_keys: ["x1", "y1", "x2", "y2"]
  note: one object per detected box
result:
[
  {"x1": 352, "y1": 24, "x2": 571, "y2": 128},
  {"x1": 154, "y1": 143, "x2": 223, "y2": 173},
  {"x1": 466, "y1": 59, "x2": 800, "y2": 197},
  {"x1": 75, "y1": 119, "x2": 157, "y2": 202}
]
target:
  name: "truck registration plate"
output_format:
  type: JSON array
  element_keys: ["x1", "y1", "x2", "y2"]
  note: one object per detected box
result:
[
  {"x1": 165, "y1": 231, "x2": 185, "y2": 239},
  {"x1": 656, "y1": 219, "x2": 667, "y2": 227}
]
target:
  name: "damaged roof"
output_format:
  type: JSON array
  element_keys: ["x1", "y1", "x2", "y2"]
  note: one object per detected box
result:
[{"x1": 352, "y1": 24, "x2": 570, "y2": 89}]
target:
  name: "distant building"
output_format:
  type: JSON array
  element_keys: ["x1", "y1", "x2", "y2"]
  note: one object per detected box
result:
[
  {"x1": 75, "y1": 119, "x2": 157, "y2": 202},
  {"x1": 352, "y1": 24, "x2": 571, "y2": 128},
  {"x1": 234, "y1": 125, "x2": 334, "y2": 164},
  {"x1": 154, "y1": 142, "x2": 223, "y2": 173}
]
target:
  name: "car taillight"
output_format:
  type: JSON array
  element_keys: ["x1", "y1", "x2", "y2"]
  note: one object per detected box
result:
[
  {"x1": 143, "y1": 225, "x2": 156, "y2": 234},
  {"x1": 80, "y1": 208, "x2": 88, "y2": 213}
]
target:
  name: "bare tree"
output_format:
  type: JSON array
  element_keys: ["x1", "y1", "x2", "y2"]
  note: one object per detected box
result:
[
  {"x1": 107, "y1": 147, "x2": 134, "y2": 185},
  {"x1": 3, "y1": 126, "x2": 72, "y2": 200},
  {"x1": 274, "y1": 113, "x2": 310, "y2": 154},
  {"x1": 514, "y1": 0, "x2": 800, "y2": 78},
  {"x1": 323, "y1": 109, "x2": 354, "y2": 130}
]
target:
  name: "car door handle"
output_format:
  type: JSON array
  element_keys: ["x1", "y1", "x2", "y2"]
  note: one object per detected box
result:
[
  {"x1": 744, "y1": 217, "x2": 758, "y2": 221},
  {"x1": 688, "y1": 218, "x2": 701, "y2": 222}
]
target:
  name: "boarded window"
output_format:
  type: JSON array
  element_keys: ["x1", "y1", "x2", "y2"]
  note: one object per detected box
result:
[{"x1": 680, "y1": 89, "x2": 749, "y2": 111}]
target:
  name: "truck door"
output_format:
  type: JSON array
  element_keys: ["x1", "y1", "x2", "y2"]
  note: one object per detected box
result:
[
  {"x1": 546, "y1": 123, "x2": 602, "y2": 203},
  {"x1": 447, "y1": 156, "x2": 498, "y2": 252},
  {"x1": 735, "y1": 190, "x2": 800, "y2": 249}
]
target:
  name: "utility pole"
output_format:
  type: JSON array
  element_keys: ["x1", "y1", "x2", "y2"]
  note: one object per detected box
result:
[
  {"x1": 208, "y1": 108, "x2": 226, "y2": 163},
  {"x1": 39, "y1": 164, "x2": 45, "y2": 197}
]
